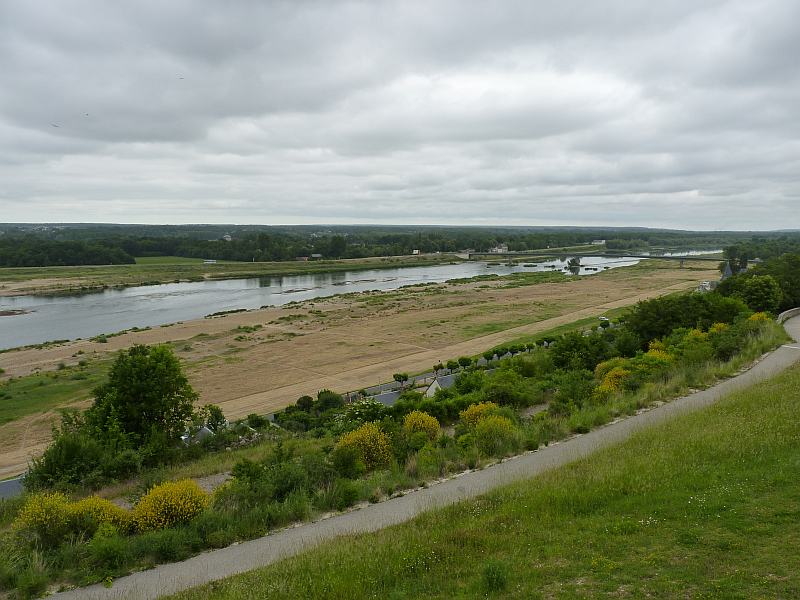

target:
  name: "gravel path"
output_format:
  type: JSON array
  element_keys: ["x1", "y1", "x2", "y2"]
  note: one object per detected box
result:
[{"x1": 52, "y1": 316, "x2": 800, "y2": 600}]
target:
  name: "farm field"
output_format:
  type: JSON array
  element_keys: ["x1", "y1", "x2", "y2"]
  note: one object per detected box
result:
[
  {"x1": 0, "y1": 260, "x2": 718, "y2": 478},
  {"x1": 171, "y1": 357, "x2": 800, "y2": 600}
]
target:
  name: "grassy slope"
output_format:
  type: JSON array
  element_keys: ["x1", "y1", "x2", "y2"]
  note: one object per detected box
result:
[{"x1": 173, "y1": 365, "x2": 800, "y2": 599}]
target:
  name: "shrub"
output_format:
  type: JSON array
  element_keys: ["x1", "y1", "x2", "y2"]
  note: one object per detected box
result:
[
  {"x1": 70, "y1": 496, "x2": 132, "y2": 535},
  {"x1": 13, "y1": 492, "x2": 71, "y2": 547},
  {"x1": 87, "y1": 527, "x2": 131, "y2": 571},
  {"x1": 246, "y1": 413, "x2": 268, "y2": 429},
  {"x1": 460, "y1": 402, "x2": 499, "y2": 429},
  {"x1": 133, "y1": 480, "x2": 209, "y2": 532},
  {"x1": 342, "y1": 398, "x2": 388, "y2": 426},
  {"x1": 748, "y1": 311, "x2": 771, "y2": 322},
  {"x1": 25, "y1": 429, "x2": 105, "y2": 489},
  {"x1": 335, "y1": 422, "x2": 392, "y2": 471},
  {"x1": 330, "y1": 444, "x2": 366, "y2": 479},
  {"x1": 403, "y1": 411, "x2": 440, "y2": 441},
  {"x1": 474, "y1": 415, "x2": 519, "y2": 457}
]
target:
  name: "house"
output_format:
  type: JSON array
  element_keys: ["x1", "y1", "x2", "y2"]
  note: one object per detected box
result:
[
  {"x1": 424, "y1": 380, "x2": 441, "y2": 397},
  {"x1": 721, "y1": 261, "x2": 734, "y2": 280},
  {"x1": 591, "y1": 239, "x2": 606, "y2": 245},
  {"x1": 203, "y1": 259, "x2": 217, "y2": 264},
  {"x1": 310, "y1": 253, "x2": 323, "y2": 260},
  {"x1": 412, "y1": 249, "x2": 420, "y2": 255},
  {"x1": 489, "y1": 243, "x2": 509, "y2": 253},
  {"x1": 222, "y1": 234, "x2": 232, "y2": 242}
]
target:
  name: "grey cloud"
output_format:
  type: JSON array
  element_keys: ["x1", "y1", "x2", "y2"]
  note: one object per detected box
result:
[{"x1": 0, "y1": 0, "x2": 798, "y2": 229}]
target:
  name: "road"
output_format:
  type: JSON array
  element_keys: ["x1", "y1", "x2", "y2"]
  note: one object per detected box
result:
[{"x1": 50, "y1": 315, "x2": 800, "y2": 600}]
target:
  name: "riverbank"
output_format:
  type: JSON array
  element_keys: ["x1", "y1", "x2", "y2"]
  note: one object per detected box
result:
[{"x1": 0, "y1": 254, "x2": 461, "y2": 297}]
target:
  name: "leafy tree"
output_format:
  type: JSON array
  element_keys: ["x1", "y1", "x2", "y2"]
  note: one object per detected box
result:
[
  {"x1": 87, "y1": 345, "x2": 197, "y2": 443},
  {"x1": 446, "y1": 359, "x2": 459, "y2": 372},
  {"x1": 733, "y1": 275, "x2": 782, "y2": 313},
  {"x1": 296, "y1": 395, "x2": 314, "y2": 412},
  {"x1": 457, "y1": 356, "x2": 473, "y2": 369},
  {"x1": 393, "y1": 373, "x2": 409, "y2": 388}
]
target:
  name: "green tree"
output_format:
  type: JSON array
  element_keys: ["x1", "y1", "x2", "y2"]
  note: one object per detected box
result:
[
  {"x1": 736, "y1": 275, "x2": 783, "y2": 313},
  {"x1": 446, "y1": 359, "x2": 459, "y2": 372},
  {"x1": 457, "y1": 356, "x2": 473, "y2": 369},
  {"x1": 87, "y1": 344, "x2": 197, "y2": 443},
  {"x1": 393, "y1": 373, "x2": 409, "y2": 388}
]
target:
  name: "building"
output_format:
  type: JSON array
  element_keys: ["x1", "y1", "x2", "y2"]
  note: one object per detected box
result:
[
  {"x1": 412, "y1": 249, "x2": 420, "y2": 255},
  {"x1": 591, "y1": 239, "x2": 606, "y2": 245},
  {"x1": 203, "y1": 259, "x2": 217, "y2": 264},
  {"x1": 310, "y1": 253, "x2": 323, "y2": 260},
  {"x1": 489, "y1": 243, "x2": 509, "y2": 253},
  {"x1": 222, "y1": 234, "x2": 232, "y2": 242}
]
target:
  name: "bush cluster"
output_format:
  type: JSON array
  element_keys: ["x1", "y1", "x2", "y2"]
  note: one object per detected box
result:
[
  {"x1": 402, "y1": 411, "x2": 440, "y2": 440},
  {"x1": 133, "y1": 480, "x2": 209, "y2": 532},
  {"x1": 335, "y1": 422, "x2": 393, "y2": 471}
]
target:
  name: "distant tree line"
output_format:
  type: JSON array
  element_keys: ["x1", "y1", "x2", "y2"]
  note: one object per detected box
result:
[
  {"x1": 2, "y1": 225, "x2": 799, "y2": 268},
  {"x1": 0, "y1": 237, "x2": 135, "y2": 267}
]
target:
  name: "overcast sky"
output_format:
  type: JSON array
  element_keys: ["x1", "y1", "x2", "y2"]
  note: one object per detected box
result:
[{"x1": 0, "y1": 1, "x2": 798, "y2": 229}]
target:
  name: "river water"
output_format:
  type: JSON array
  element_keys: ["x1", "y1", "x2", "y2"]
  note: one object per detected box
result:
[{"x1": 0, "y1": 257, "x2": 641, "y2": 349}]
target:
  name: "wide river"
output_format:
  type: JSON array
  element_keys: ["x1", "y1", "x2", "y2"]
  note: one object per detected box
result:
[{"x1": 0, "y1": 256, "x2": 644, "y2": 350}]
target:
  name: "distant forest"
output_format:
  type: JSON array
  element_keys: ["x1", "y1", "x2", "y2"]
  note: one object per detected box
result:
[{"x1": 0, "y1": 223, "x2": 797, "y2": 268}]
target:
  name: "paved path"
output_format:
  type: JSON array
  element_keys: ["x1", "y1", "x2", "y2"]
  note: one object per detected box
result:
[{"x1": 52, "y1": 316, "x2": 800, "y2": 600}]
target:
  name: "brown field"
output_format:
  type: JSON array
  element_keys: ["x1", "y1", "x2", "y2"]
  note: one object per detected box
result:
[{"x1": 0, "y1": 260, "x2": 718, "y2": 477}]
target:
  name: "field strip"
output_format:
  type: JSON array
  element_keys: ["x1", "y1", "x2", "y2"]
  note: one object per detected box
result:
[{"x1": 50, "y1": 315, "x2": 800, "y2": 600}]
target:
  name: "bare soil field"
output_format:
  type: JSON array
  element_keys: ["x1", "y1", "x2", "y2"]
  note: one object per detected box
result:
[{"x1": 0, "y1": 260, "x2": 717, "y2": 477}]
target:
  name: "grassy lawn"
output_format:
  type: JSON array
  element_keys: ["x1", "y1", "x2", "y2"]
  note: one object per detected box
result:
[
  {"x1": 172, "y1": 364, "x2": 800, "y2": 599},
  {"x1": 0, "y1": 360, "x2": 109, "y2": 425}
]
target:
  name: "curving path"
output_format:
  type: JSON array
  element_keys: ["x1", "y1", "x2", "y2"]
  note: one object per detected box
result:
[{"x1": 52, "y1": 316, "x2": 800, "y2": 600}]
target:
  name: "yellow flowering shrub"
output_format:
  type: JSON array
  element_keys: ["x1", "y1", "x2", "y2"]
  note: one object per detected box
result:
[
  {"x1": 459, "y1": 402, "x2": 499, "y2": 429},
  {"x1": 133, "y1": 479, "x2": 209, "y2": 532},
  {"x1": 70, "y1": 496, "x2": 132, "y2": 533},
  {"x1": 648, "y1": 339, "x2": 667, "y2": 352},
  {"x1": 683, "y1": 328, "x2": 708, "y2": 344},
  {"x1": 13, "y1": 492, "x2": 71, "y2": 545},
  {"x1": 335, "y1": 422, "x2": 392, "y2": 471},
  {"x1": 644, "y1": 348, "x2": 674, "y2": 362},
  {"x1": 594, "y1": 357, "x2": 629, "y2": 381},
  {"x1": 474, "y1": 415, "x2": 519, "y2": 456},
  {"x1": 403, "y1": 410, "x2": 440, "y2": 440},
  {"x1": 600, "y1": 366, "x2": 631, "y2": 392},
  {"x1": 709, "y1": 322, "x2": 729, "y2": 334},
  {"x1": 748, "y1": 312, "x2": 771, "y2": 322}
]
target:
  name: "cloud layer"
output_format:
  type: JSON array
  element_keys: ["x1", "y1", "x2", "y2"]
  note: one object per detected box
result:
[{"x1": 1, "y1": 1, "x2": 798, "y2": 229}]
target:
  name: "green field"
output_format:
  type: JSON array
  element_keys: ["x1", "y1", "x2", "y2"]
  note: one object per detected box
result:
[
  {"x1": 0, "y1": 360, "x2": 109, "y2": 426},
  {"x1": 173, "y1": 365, "x2": 800, "y2": 599}
]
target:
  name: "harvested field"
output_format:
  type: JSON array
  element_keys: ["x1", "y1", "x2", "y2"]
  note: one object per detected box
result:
[{"x1": 0, "y1": 260, "x2": 718, "y2": 477}]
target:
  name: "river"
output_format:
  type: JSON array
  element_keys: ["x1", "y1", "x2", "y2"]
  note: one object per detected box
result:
[{"x1": 0, "y1": 256, "x2": 641, "y2": 349}]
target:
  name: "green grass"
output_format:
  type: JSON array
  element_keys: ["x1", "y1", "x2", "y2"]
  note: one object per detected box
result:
[
  {"x1": 171, "y1": 362, "x2": 800, "y2": 599},
  {"x1": 0, "y1": 360, "x2": 109, "y2": 425}
]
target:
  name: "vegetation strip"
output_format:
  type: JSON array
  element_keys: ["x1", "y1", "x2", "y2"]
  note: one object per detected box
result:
[{"x1": 49, "y1": 315, "x2": 800, "y2": 599}]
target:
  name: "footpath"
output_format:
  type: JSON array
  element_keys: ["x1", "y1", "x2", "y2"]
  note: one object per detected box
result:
[{"x1": 52, "y1": 316, "x2": 800, "y2": 600}]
